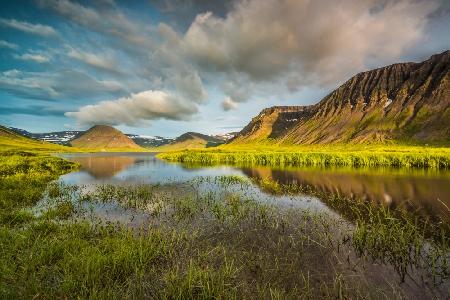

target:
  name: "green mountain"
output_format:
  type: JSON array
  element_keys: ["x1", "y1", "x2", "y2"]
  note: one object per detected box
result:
[
  {"x1": 0, "y1": 125, "x2": 70, "y2": 151},
  {"x1": 231, "y1": 51, "x2": 450, "y2": 145}
]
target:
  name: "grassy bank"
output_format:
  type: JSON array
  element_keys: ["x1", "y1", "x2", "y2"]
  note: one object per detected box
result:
[{"x1": 158, "y1": 144, "x2": 450, "y2": 169}]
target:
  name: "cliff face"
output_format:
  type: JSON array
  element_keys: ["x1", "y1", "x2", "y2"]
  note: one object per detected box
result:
[
  {"x1": 232, "y1": 51, "x2": 450, "y2": 145},
  {"x1": 231, "y1": 106, "x2": 316, "y2": 143}
]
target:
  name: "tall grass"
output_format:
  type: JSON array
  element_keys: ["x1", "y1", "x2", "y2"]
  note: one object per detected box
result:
[{"x1": 158, "y1": 145, "x2": 450, "y2": 169}]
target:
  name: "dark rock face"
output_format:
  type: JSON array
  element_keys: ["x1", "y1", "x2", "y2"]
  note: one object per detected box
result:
[{"x1": 232, "y1": 51, "x2": 450, "y2": 144}]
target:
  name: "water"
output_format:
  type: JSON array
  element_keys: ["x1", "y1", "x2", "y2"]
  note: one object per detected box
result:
[{"x1": 58, "y1": 152, "x2": 450, "y2": 222}]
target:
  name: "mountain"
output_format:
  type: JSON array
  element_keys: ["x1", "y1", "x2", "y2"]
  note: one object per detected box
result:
[
  {"x1": 8, "y1": 128, "x2": 83, "y2": 145},
  {"x1": 9, "y1": 127, "x2": 172, "y2": 148},
  {"x1": 231, "y1": 51, "x2": 450, "y2": 145},
  {"x1": 213, "y1": 132, "x2": 239, "y2": 142},
  {"x1": 158, "y1": 132, "x2": 224, "y2": 150},
  {"x1": 0, "y1": 125, "x2": 69, "y2": 151},
  {"x1": 70, "y1": 125, "x2": 142, "y2": 150},
  {"x1": 126, "y1": 134, "x2": 173, "y2": 148},
  {"x1": 0, "y1": 125, "x2": 23, "y2": 138}
]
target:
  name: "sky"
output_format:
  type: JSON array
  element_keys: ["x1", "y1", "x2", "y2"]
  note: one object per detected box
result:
[{"x1": 0, "y1": 0, "x2": 449, "y2": 137}]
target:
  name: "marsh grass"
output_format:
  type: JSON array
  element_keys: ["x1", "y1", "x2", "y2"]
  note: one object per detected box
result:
[
  {"x1": 1, "y1": 147, "x2": 449, "y2": 299},
  {"x1": 250, "y1": 177, "x2": 450, "y2": 286},
  {"x1": 158, "y1": 144, "x2": 450, "y2": 169},
  {"x1": 32, "y1": 175, "x2": 448, "y2": 298}
]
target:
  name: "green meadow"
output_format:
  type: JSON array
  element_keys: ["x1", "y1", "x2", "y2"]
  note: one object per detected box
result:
[{"x1": 0, "y1": 134, "x2": 449, "y2": 298}]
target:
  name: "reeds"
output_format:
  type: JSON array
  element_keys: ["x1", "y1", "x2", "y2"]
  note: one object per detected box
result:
[{"x1": 158, "y1": 145, "x2": 450, "y2": 169}]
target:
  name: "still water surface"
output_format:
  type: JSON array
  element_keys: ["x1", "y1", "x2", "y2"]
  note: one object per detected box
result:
[{"x1": 58, "y1": 152, "x2": 450, "y2": 222}]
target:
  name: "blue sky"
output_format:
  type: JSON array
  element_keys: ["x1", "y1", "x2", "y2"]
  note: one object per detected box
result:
[{"x1": 0, "y1": 0, "x2": 449, "y2": 137}]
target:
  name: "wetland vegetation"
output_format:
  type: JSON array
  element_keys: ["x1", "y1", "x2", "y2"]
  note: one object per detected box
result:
[
  {"x1": 1, "y1": 148, "x2": 449, "y2": 299},
  {"x1": 158, "y1": 144, "x2": 450, "y2": 169}
]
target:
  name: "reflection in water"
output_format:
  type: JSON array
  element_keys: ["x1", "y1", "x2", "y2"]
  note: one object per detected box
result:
[
  {"x1": 66, "y1": 155, "x2": 138, "y2": 178},
  {"x1": 242, "y1": 167, "x2": 450, "y2": 222},
  {"x1": 58, "y1": 153, "x2": 450, "y2": 222}
]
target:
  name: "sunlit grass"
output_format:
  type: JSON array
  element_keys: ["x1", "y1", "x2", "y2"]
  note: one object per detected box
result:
[
  {"x1": 1, "y1": 138, "x2": 449, "y2": 298},
  {"x1": 158, "y1": 144, "x2": 450, "y2": 169}
]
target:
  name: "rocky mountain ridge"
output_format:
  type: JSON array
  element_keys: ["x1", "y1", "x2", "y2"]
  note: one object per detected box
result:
[{"x1": 231, "y1": 50, "x2": 450, "y2": 144}]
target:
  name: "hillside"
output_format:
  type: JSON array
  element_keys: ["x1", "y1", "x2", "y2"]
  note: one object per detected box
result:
[
  {"x1": 0, "y1": 125, "x2": 71, "y2": 152},
  {"x1": 158, "y1": 132, "x2": 224, "y2": 151},
  {"x1": 69, "y1": 125, "x2": 142, "y2": 150},
  {"x1": 9, "y1": 127, "x2": 83, "y2": 145},
  {"x1": 231, "y1": 51, "x2": 450, "y2": 145},
  {"x1": 126, "y1": 134, "x2": 173, "y2": 148}
]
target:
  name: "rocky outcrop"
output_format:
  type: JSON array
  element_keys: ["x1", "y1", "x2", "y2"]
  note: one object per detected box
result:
[
  {"x1": 231, "y1": 106, "x2": 316, "y2": 142},
  {"x1": 232, "y1": 50, "x2": 450, "y2": 145}
]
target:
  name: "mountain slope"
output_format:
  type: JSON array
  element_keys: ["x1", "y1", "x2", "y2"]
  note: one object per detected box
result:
[
  {"x1": 126, "y1": 134, "x2": 173, "y2": 148},
  {"x1": 232, "y1": 51, "x2": 450, "y2": 145},
  {"x1": 8, "y1": 127, "x2": 83, "y2": 145},
  {"x1": 158, "y1": 132, "x2": 224, "y2": 150},
  {"x1": 70, "y1": 125, "x2": 142, "y2": 150},
  {"x1": 0, "y1": 125, "x2": 70, "y2": 151}
]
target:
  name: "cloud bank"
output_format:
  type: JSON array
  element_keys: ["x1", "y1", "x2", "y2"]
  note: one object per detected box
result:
[
  {"x1": 0, "y1": 18, "x2": 58, "y2": 37},
  {"x1": 65, "y1": 90, "x2": 198, "y2": 126},
  {"x1": 182, "y1": 0, "x2": 438, "y2": 87},
  {"x1": 0, "y1": 40, "x2": 19, "y2": 50},
  {"x1": 222, "y1": 97, "x2": 238, "y2": 111},
  {"x1": 13, "y1": 53, "x2": 50, "y2": 63}
]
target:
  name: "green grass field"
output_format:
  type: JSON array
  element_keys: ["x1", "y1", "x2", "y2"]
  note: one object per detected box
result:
[
  {"x1": 1, "y1": 133, "x2": 449, "y2": 298},
  {"x1": 158, "y1": 143, "x2": 450, "y2": 169}
]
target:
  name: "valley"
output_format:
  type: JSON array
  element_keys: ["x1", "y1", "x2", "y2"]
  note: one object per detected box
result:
[{"x1": 1, "y1": 41, "x2": 449, "y2": 299}]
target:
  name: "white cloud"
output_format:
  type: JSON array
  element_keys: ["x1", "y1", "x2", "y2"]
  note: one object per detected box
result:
[
  {"x1": 0, "y1": 40, "x2": 19, "y2": 50},
  {"x1": 0, "y1": 18, "x2": 58, "y2": 37},
  {"x1": 0, "y1": 69, "x2": 124, "y2": 100},
  {"x1": 37, "y1": 0, "x2": 153, "y2": 49},
  {"x1": 65, "y1": 90, "x2": 198, "y2": 126},
  {"x1": 13, "y1": 53, "x2": 50, "y2": 63},
  {"x1": 67, "y1": 48, "x2": 118, "y2": 73},
  {"x1": 222, "y1": 97, "x2": 238, "y2": 111},
  {"x1": 171, "y1": 71, "x2": 207, "y2": 103}
]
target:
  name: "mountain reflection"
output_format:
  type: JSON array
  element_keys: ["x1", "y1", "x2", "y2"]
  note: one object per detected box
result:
[
  {"x1": 68, "y1": 155, "x2": 138, "y2": 178},
  {"x1": 242, "y1": 167, "x2": 450, "y2": 222}
]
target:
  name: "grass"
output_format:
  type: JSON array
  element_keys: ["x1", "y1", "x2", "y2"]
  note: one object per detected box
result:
[
  {"x1": 250, "y1": 178, "x2": 450, "y2": 284},
  {"x1": 1, "y1": 139, "x2": 449, "y2": 298},
  {"x1": 158, "y1": 144, "x2": 450, "y2": 169},
  {"x1": 4, "y1": 174, "x2": 444, "y2": 298}
]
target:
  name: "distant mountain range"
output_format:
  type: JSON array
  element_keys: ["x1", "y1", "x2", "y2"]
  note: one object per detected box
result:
[
  {"x1": 231, "y1": 50, "x2": 450, "y2": 145},
  {"x1": 125, "y1": 134, "x2": 174, "y2": 147},
  {"x1": 158, "y1": 132, "x2": 225, "y2": 151},
  {"x1": 7, "y1": 126, "x2": 237, "y2": 150},
  {"x1": 8, "y1": 127, "x2": 175, "y2": 148},
  {"x1": 8, "y1": 128, "x2": 83, "y2": 145}
]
